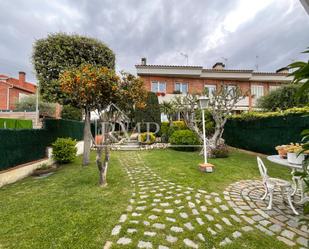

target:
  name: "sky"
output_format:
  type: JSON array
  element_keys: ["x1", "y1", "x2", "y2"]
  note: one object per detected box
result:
[{"x1": 0, "y1": 0, "x2": 308, "y2": 83}]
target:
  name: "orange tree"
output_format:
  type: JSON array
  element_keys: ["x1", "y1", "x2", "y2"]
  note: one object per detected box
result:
[
  {"x1": 59, "y1": 64, "x2": 119, "y2": 166},
  {"x1": 60, "y1": 64, "x2": 147, "y2": 186}
]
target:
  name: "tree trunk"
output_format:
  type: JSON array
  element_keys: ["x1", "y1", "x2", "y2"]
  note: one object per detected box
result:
[
  {"x1": 96, "y1": 121, "x2": 111, "y2": 187},
  {"x1": 96, "y1": 147, "x2": 108, "y2": 187},
  {"x1": 82, "y1": 109, "x2": 91, "y2": 166}
]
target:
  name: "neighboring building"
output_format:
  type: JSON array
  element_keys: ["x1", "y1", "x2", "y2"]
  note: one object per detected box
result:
[
  {"x1": 136, "y1": 59, "x2": 292, "y2": 112},
  {"x1": 0, "y1": 72, "x2": 37, "y2": 110}
]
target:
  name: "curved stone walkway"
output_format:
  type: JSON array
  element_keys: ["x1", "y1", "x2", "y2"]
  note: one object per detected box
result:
[
  {"x1": 105, "y1": 153, "x2": 308, "y2": 249},
  {"x1": 225, "y1": 180, "x2": 308, "y2": 248}
]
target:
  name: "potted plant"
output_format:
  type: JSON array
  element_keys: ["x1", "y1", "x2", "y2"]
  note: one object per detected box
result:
[{"x1": 286, "y1": 143, "x2": 305, "y2": 165}]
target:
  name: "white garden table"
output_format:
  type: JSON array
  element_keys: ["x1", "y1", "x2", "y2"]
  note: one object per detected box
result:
[{"x1": 267, "y1": 155, "x2": 308, "y2": 204}]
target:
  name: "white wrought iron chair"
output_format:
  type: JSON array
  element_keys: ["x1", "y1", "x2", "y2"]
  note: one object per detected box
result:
[{"x1": 257, "y1": 157, "x2": 299, "y2": 215}]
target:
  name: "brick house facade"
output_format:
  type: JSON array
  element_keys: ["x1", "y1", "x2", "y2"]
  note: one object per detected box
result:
[
  {"x1": 136, "y1": 60, "x2": 292, "y2": 112},
  {"x1": 0, "y1": 72, "x2": 37, "y2": 110}
]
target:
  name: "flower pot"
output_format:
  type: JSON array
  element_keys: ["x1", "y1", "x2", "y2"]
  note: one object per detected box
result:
[{"x1": 287, "y1": 152, "x2": 305, "y2": 165}]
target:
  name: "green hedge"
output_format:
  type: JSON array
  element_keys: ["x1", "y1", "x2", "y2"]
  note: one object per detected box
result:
[
  {"x1": 223, "y1": 113, "x2": 309, "y2": 154},
  {"x1": 0, "y1": 119, "x2": 84, "y2": 171},
  {"x1": 0, "y1": 118, "x2": 33, "y2": 129}
]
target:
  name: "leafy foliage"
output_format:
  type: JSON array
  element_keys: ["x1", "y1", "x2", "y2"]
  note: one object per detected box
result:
[
  {"x1": 14, "y1": 94, "x2": 56, "y2": 117},
  {"x1": 160, "y1": 121, "x2": 188, "y2": 143},
  {"x1": 169, "y1": 129, "x2": 200, "y2": 151},
  {"x1": 134, "y1": 92, "x2": 161, "y2": 132},
  {"x1": 59, "y1": 64, "x2": 119, "y2": 111},
  {"x1": 229, "y1": 106, "x2": 309, "y2": 121},
  {"x1": 288, "y1": 47, "x2": 309, "y2": 94},
  {"x1": 139, "y1": 132, "x2": 156, "y2": 144},
  {"x1": 257, "y1": 84, "x2": 309, "y2": 111},
  {"x1": 32, "y1": 33, "x2": 115, "y2": 102},
  {"x1": 61, "y1": 105, "x2": 83, "y2": 121},
  {"x1": 52, "y1": 137, "x2": 77, "y2": 164},
  {"x1": 117, "y1": 72, "x2": 147, "y2": 120}
]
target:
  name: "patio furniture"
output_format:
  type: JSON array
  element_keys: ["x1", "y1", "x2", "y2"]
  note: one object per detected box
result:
[
  {"x1": 267, "y1": 155, "x2": 308, "y2": 205},
  {"x1": 257, "y1": 157, "x2": 299, "y2": 215}
]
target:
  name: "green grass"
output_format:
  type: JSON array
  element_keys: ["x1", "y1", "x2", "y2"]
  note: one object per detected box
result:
[
  {"x1": 139, "y1": 148, "x2": 291, "y2": 192},
  {"x1": 0, "y1": 149, "x2": 293, "y2": 249},
  {"x1": 0, "y1": 153, "x2": 131, "y2": 249}
]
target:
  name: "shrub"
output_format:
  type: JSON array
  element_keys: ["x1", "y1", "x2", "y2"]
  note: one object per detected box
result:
[
  {"x1": 257, "y1": 84, "x2": 309, "y2": 111},
  {"x1": 52, "y1": 138, "x2": 77, "y2": 164},
  {"x1": 15, "y1": 95, "x2": 56, "y2": 117},
  {"x1": 61, "y1": 105, "x2": 83, "y2": 121},
  {"x1": 160, "y1": 120, "x2": 189, "y2": 143},
  {"x1": 173, "y1": 120, "x2": 187, "y2": 130},
  {"x1": 211, "y1": 144, "x2": 229, "y2": 158},
  {"x1": 139, "y1": 132, "x2": 156, "y2": 144},
  {"x1": 229, "y1": 106, "x2": 309, "y2": 121},
  {"x1": 169, "y1": 130, "x2": 200, "y2": 151}
]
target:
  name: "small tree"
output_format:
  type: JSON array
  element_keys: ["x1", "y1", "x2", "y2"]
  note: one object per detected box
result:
[
  {"x1": 257, "y1": 84, "x2": 309, "y2": 111},
  {"x1": 33, "y1": 33, "x2": 116, "y2": 165},
  {"x1": 15, "y1": 95, "x2": 56, "y2": 118},
  {"x1": 171, "y1": 85, "x2": 245, "y2": 152},
  {"x1": 134, "y1": 92, "x2": 161, "y2": 132},
  {"x1": 59, "y1": 64, "x2": 119, "y2": 166},
  {"x1": 160, "y1": 101, "x2": 175, "y2": 126},
  {"x1": 207, "y1": 85, "x2": 245, "y2": 147},
  {"x1": 33, "y1": 33, "x2": 115, "y2": 102},
  {"x1": 61, "y1": 105, "x2": 83, "y2": 121}
]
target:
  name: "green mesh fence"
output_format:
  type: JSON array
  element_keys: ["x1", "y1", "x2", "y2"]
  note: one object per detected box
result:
[
  {"x1": 223, "y1": 114, "x2": 309, "y2": 155},
  {"x1": 0, "y1": 119, "x2": 84, "y2": 171},
  {"x1": 0, "y1": 118, "x2": 32, "y2": 129}
]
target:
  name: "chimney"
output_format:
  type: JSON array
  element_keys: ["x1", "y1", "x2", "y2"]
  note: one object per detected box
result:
[
  {"x1": 276, "y1": 67, "x2": 288, "y2": 74},
  {"x1": 19, "y1": 71, "x2": 26, "y2": 84},
  {"x1": 212, "y1": 62, "x2": 225, "y2": 70},
  {"x1": 141, "y1": 57, "x2": 147, "y2": 66}
]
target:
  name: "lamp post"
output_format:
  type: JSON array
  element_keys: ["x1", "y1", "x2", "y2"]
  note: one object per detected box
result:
[{"x1": 197, "y1": 96, "x2": 214, "y2": 172}]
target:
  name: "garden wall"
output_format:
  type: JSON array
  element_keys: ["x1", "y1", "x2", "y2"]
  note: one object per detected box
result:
[
  {"x1": 223, "y1": 114, "x2": 309, "y2": 155},
  {"x1": 0, "y1": 119, "x2": 84, "y2": 171}
]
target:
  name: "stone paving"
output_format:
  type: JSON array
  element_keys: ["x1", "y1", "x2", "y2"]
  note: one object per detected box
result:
[
  {"x1": 106, "y1": 154, "x2": 308, "y2": 248},
  {"x1": 225, "y1": 180, "x2": 309, "y2": 248}
]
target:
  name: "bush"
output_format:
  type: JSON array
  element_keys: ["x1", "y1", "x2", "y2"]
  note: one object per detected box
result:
[
  {"x1": 257, "y1": 84, "x2": 309, "y2": 111},
  {"x1": 169, "y1": 130, "x2": 200, "y2": 151},
  {"x1": 211, "y1": 144, "x2": 229, "y2": 158},
  {"x1": 15, "y1": 95, "x2": 56, "y2": 117},
  {"x1": 160, "y1": 120, "x2": 188, "y2": 143},
  {"x1": 229, "y1": 106, "x2": 309, "y2": 121},
  {"x1": 52, "y1": 138, "x2": 77, "y2": 164},
  {"x1": 139, "y1": 132, "x2": 156, "y2": 144},
  {"x1": 61, "y1": 105, "x2": 83, "y2": 121}
]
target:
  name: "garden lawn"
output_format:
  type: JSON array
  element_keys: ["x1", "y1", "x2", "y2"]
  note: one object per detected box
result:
[
  {"x1": 139, "y1": 148, "x2": 291, "y2": 192},
  {"x1": 0, "y1": 152, "x2": 131, "y2": 249},
  {"x1": 0, "y1": 149, "x2": 294, "y2": 249}
]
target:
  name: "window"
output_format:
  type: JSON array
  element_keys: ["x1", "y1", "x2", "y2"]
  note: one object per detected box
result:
[
  {"x1": 204, "y1": 84, "x2": 216, "y2": 97},
  {"x1": 175, "y1": 82, "x2": 188, "y2": 94},
  {"x1": 151, "y1": 81, "x2": 166, "y2": 93},
  {"x1": 269, "y1": 85, "x2": 280, "y2": 92},
  {"x1": 251, "y1": 85, "x2": 264, "y2": 98}
]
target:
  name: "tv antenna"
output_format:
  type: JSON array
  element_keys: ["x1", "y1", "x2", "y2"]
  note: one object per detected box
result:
[
  {"x1": 179, "y1": 52, "x2": 189, "y2": 66},
  {"x1": 255, "y1": 55, "x2": 259, "y2": 71},
  {"x1": 221, "y1": 57, "x2": 228, "y2": 68}
]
